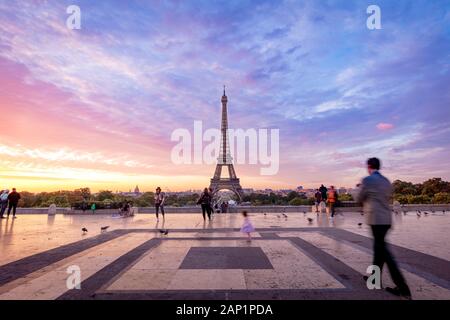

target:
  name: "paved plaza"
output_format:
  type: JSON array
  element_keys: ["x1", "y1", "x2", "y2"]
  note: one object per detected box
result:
[{"x1": 0, "y1": 211, "x2": 449, "y2": 300}]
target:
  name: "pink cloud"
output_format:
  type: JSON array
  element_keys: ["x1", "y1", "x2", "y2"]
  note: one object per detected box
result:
[{"x1": 376, "y1": 123, "x2": 394, "y2": 131}]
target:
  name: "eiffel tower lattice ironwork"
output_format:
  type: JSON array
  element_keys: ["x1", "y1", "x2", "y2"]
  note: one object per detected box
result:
[{"x1": 209, "y1": 87, "x2": 244, "y2": 202}]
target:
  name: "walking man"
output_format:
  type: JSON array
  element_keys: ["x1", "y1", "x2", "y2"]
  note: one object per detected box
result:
[
  {"x1": 319, "y1": 184, "x2": 328, "y2": 202},
  {"x1": 7, "y1": 188, "x2": 21, "y2": 219},
  {"x1": 154, "y1": 187, "x2": 166, "y2": 221},
  {"x1": 314, "y1": 189, "x2": 322, "y2": 213},
  {"x1": 357, "y1": 157, "x2": 411, "y2": 299},
  {"x1": 0, "y1": 189, "x2": 9, "y2": 219},
  {"x1": 327, "y1": 186, "x2": 337, "y2": 217}
]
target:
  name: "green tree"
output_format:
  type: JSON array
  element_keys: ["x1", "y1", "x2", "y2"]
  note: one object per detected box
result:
[
  {"x1": 96, "y1": 190, "x2": 115, "y2": 201},
  {"x1": 392, "y1": 180, "x2": 419, "y2": 196},
  {"x1": 421, "y1": 178, "x2": 450, "y2": 196},
  {"x1": 433, "y1": 192, "x2": 450, "y2": 204}
]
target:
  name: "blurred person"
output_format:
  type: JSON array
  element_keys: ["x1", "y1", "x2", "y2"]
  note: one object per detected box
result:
[
  {"x1": 91, "y1": 202, "x2": 96, "y2": 214},
  {"x1": 0, "y1": 189, "x2": 9, "y2": 219},
  {"x1": 7, "y1": 188, "x2": 21, "y2": 219},
  {"x1": 327, "y1": 186, "x2": 337, "y2": 217},
  {"x1": 154, "y1": 187, "x2": 166, "y2": 221},
  {"x1": 314, "y1": 189, "x2": 322, "y2": 213},
  {"x1": 208, "y1": 188, "x2": 215, "y2": 217},
  {"x1": 357, "y1": 157, "x2": 411, "y2": 299},
  {"x1": 240, "y1": 210, "x2": 255, "y2": 242},
  {"x1": 319, "y1": 184, "x2": 328, "y2": 202},
  {"x1": 220, "y1": 202, "x2": 227, "y2": 213},
  {"x1": 197, "y1": 188, "x2": 212, "y2": 220}
]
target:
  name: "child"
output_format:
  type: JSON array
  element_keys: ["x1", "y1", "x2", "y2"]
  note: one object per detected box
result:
[{"x1": 240, "y1": 211, "x2": 255, "y2": 241}]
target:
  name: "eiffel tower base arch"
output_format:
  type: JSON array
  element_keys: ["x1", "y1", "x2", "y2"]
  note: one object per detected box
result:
[{"x1": 209, "y1": 178, "x2": 244, "y2": 203}]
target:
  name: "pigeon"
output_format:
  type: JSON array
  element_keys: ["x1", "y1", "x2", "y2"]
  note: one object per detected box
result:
[
  {"x1": 100, "y1": 226, "x2": 110, "y2": 232},
  {"x1": 282, "y1": 213, "x2": 288, "y2": 218},
  {"x1": 159, "y1": 229, "x2": 169, "y2": 235},
  {"x1": 303, "y1": 211, "x2": 307, "y2": 215},
  {"x1": 264, "y1": 213, "x2": 267, "y2": 216},
  {"x1": 417, "y1": 210, "x2": 421, "y2": 214},
  {"x1": 82, "y1": 227, "x2": 88, "y2": 234},
  {"x1": 307, "y1": 218, "x2": 313, "y2": 223},
  {"x1": 358, "y1": 223, "x2": 363, "y2": 227},
  {"x1": 416, "y1": 212, "x2": 421, "y2": 217},
  {"x1": 443, "y1": 210, "x2": 446, "y2": 214},
  {"x1": 424, "y1": 211, "x2": 429, "y2": 215},
  {"x1": 360, "y1": 212, "x2": 364, "y2": 216}
]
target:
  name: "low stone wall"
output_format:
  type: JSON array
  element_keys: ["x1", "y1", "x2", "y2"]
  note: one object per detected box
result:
[{"x1": 14, "y1": 204, "x2": 450, "y2": 215}]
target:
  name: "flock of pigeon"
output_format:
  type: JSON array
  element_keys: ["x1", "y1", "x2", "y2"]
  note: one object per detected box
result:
[
  {"x1": 80, "y1": 209, "x2": 446, "y2": 235},
  {"x1": 81, "y1": 225, "x2": 170, "y2": 236},
  {"x1": 81, "y1": 225, "x2": 109, "y2": 234},
  {"x1": 393, "y1": 209, "x2": 447, "y2": 217},
  {"x1": 260, "y1": 208, "x2": 447, "y2": 229}
]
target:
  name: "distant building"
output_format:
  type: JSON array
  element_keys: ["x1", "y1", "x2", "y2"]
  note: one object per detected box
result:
[{"x1": 118, "y1": 185, "x2": 142, "y2": 198}]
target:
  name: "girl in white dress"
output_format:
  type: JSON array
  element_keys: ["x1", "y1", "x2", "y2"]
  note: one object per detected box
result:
[{"x1": 240, "y1": 211, "x2": 255, "y2": 241}]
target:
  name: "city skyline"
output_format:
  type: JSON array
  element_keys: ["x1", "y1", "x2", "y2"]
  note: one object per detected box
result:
[{"x1": 1, "y1": 1, "x2": 450, "y2": 192}]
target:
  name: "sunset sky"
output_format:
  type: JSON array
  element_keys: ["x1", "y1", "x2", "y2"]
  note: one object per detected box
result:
[{"x1": 0, "y1": 0, "x2": 449, "y2": 192}]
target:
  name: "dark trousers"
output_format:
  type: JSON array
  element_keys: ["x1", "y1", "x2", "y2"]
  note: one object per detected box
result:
[
  {"x1": 155, "y1": 203, "x2": 165, "y2": 218},
  {"x1": 0, "y1": 201, "x2": 8, "y2": 217},
  {"x1": 7, "y1": 202, "x2": 18, "y2": 217},
  {"x1": 371, "y1": 225, "x2": 409, "y2": 291},
  {"x1": 201, "y1": 204, "x2": 211, "y2": 220},
  {"x1": 329, "y1": 202, "x2": 336, "y2": 217}
]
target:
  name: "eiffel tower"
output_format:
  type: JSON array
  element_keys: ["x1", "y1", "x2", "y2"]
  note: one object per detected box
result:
[{"x1": 209, "y1": 87, "x2": 244, "y2": 202}]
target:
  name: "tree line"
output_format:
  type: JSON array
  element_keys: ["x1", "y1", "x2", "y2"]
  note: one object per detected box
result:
[{"x1": 11, "y1": 177, "x2": 450, "y2": 208}]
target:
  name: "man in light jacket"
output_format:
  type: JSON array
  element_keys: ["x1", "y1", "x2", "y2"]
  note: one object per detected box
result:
[
  {"x1": 357, "y1": 158, "x2": 411, "y2": 299},
  {"x1": 0, "y1": 189, "x2": 9, "y2": 219}
]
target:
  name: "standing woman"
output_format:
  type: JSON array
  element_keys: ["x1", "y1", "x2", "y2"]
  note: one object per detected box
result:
[
  {"x1": 197, "y1": 188, "x2": 212, "y2": 221},
  {"x1": 154, "y1": 187, "x2": 166, "y2": 221}
]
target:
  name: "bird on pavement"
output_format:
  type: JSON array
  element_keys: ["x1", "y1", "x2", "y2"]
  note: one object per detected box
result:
[
  {"x1": 307, "y1": 218, "x2": 313, "y2": 223},
  {"x1": 159, "y1": 229, "x2": 169, "y2": 235},
  {"x1": 358, "y1": 223, "x2": 363, "y2": 227},
  {"x1": 416, "y1": 212, "x2": 421, "y2": 217},
  {"x1": 100, "y1": 226, "x2": 110, "y2": 232},
  {"x1": 82, "y1": 227, "x2": 88, "y2": 234},
  {"x1": 282, "y1": 213, "x2": 288, "y2": 218}
]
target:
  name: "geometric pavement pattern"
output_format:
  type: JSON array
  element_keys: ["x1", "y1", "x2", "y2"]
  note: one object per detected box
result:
[{"x1": 0, "y1": 227, "x2": 449, "y2": 300}]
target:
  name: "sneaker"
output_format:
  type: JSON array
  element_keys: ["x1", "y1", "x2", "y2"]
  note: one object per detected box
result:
[{"x1": 386, "y1": 286, "x2": 412, "y2": 300}]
